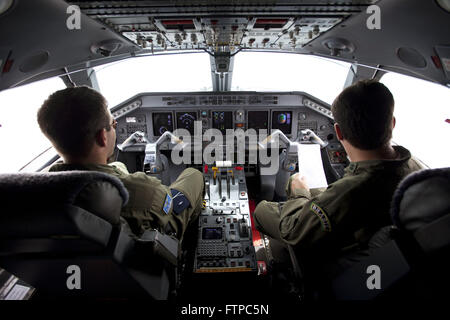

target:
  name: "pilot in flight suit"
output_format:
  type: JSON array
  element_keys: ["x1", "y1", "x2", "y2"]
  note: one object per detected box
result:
[
  {"x1": 253, "y1": 80, "x2": 423, "y2": 259},
  {"x1": 38, "y1": 86, "x2": 204, "y2": 243},
  {"x1": 49, "y1": 162, "x2": 204, "y2": 241},
  {"x1": 253, "y1": 145, "x2": 422, "y2": 251}
]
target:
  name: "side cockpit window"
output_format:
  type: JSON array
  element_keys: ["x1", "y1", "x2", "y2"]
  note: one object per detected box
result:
[
  {"x1": 381, "y1": 72, "x2": 450, "y2": 169},
  {"x1": 0, "y1": 77, "x2": 66, "y2": 173}
]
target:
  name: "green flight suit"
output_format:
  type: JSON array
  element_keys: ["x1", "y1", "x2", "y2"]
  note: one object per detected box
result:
[
  {"x1": 49, "y1": 162, "x2": 204, "y2": 241},
  {"x1": 253, "y1": 146, "x2": 423, "y2": 251}
]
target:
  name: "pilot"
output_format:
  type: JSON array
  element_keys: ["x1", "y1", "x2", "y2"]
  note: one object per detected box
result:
[
  {"x1": 37, "y1": 86, "x2": 204, "y2": 242},
  {"x1": 253, "y1": 80, "x2": 422, "y2": 259}
]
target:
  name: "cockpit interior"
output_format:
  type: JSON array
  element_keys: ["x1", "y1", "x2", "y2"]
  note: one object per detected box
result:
[{"x1": 0, "y1": 0, "x2": 449, "y2": 307}]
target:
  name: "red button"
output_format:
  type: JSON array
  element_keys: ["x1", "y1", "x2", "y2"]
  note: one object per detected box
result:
[
  {"x1": 235, "y1": 166, "x2": 243, "y2": 171},
  {"x1": 204, "y1": 165, "x2": 208, "y2": 173}
]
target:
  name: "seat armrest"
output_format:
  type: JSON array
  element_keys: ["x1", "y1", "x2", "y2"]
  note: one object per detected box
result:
[{"x1": 137, "y1": 230, "x2": 179, "y2": 266}]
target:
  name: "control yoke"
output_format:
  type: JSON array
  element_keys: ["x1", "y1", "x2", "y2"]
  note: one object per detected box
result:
[
  {"x1": 118, "y1": 130, "x2": 187, "y2": 174},
  {"x1": 300, "y1": 129, "x2": 328, "y2": 148},
  {"x1": 258, "y1": 129, "x2": 298, "y2": 172},
  {"x1": 258, "y1": 129, "x2": 328, "y2": 172},
  {"x1": 143, "y1": 131, "x2": 187, "y2": 174},
  {"x1": 117, "y1": 131, "x2": 149, "y2": 151}
]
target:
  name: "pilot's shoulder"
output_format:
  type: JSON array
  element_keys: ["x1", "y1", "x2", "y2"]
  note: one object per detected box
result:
[
  {"x1": 407, "y1": 156, "x2": 427, "y2": 171},
  {"x1": 108, "y1": 161, "x2": 129, "y2": 174}
]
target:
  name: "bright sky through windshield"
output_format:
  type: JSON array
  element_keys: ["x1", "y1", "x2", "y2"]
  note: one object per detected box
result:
[
  {"x1": 0, "y1": 77, "x2": 65, "y2": 173},
  {"x1": 381, "y1": 72, "x2": 450, "y2": 169},
  {"x1": 232, "y1": 52, "x2": 350, "y2": 104},
  {"x1": 95, "y1": 52, "x2": 212, "y2": 107},
  {"x1": 97, "y1": 51, "x2": 350, "y2": 107}
]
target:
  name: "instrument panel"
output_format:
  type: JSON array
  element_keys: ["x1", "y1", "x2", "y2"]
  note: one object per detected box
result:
[
  {"x1": 177, "y1": 112, "x2": 197, "y2": 135},
  {"x1": 114, "y1": 92, "x2": 335, "y2": 143},
  {"x1": 152, "y1": 112, "x2": 173, "y2": 136},
  {"x1": 112, "y1": 92, "x2": 348, "y2": 175}
]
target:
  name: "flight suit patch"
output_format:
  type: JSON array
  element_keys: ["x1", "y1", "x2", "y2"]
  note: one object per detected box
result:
[
  {"x1": 310, "y1": 202, "x2": 332, "y2": 232},
  {"x1": 171, "y1": 189, "x2": 190, "y2": 214},
  {"x1": 162, "y1": 194, "x2": 172, "y2": 215}
]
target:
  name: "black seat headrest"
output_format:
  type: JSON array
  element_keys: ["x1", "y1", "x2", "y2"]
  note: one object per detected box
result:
[
  {"x1": 0, "y1": 171, "x2": 129, "y2": 239},
  {"x1": 391, "y1": 168, "x2": 450, "y2": 252}
]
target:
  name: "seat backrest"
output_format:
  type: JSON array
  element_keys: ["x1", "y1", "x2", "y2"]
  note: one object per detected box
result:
[
  {"x1": 391, "y1": 167, "x2": 450, "y2": 253},
  {"x1": 0, "y1": 171, "x2": 128, "y2": 248},
  {"x1": 327, "y1": 168, "x2": 450, "y2": 300},
  {"x1": 0, "y1": 171, "x2": 174, "y2": 300}
]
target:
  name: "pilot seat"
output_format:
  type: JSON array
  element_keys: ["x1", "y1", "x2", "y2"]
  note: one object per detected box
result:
[
  {"x1": 268, "y1": 167, "x2": 450, "y2": 300},
  {"x1": 0, "y1": 171, "x2": 179, "y2": 300}
]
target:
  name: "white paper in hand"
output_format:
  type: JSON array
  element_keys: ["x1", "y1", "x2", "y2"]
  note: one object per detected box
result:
[{"x1": 297, "y1": 143, "x2": 328, "y2": 189}]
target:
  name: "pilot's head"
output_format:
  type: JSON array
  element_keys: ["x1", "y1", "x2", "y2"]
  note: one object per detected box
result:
[
  {"x1": 37, "y1": 86, "x2": 116, "y2": 164},
  {"x1": 331, "y1": 80, "x2": 395, "y2": 151}
]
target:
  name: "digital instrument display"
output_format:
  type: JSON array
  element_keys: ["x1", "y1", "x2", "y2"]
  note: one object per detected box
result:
[
  {"x1": 247, "y1": 111, "x2": 268, "y2": 133},
  {"x1": 272, "y1": 111, "x2": 292, "y2": 134},
  {"x1": 212, "y1": 111, "x2": 233, "y2": 134},
  {"x1": 152, "y1": 112, "x2": 174, "y2": 136},
  {"x1": 202, "y1": 227, "x2": 223, "y2": 240},
  {"x1": 176, "y1": 112, "x2": 197, "y2": 135}
]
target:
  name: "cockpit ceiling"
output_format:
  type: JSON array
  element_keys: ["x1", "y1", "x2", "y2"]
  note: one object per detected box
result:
[
  {"x1": 67, "y1": 0, "x2": 377, "y2": 54},
  {"x1": 1, "y1": 0, "x2": 450, "y2": 91}
]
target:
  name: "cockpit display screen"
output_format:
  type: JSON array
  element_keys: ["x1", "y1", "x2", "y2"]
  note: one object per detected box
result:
[
  {"x1": 202, "y1": 227, "x2": 223, "y2": 240},
  {"x1": 176, "y1": 112, "x2": 198, "y2": 135},
  {"x1": 212, "y1": 111, "x2": 233, "y2": 134},
  {"x1": 152, "y1": 112, "x2": 174, "y2": 136},
  {"x1": 272, "y1": 111, "x2": 292, "y2": 134},
  {"x1": 247, "y1": 111, "x2": 269, "y2": 132}
]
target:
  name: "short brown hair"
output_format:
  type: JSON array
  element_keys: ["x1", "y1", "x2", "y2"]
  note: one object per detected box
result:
[
  {"x1": 37, "y1": 86, "x2": 110, "y2": 157},
  {"x1": 331, "y1": 80, "x2": 394, "y2": 150}
]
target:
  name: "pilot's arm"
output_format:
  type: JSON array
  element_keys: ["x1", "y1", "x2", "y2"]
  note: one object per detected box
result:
[
  {"x1": 254, "y1": 173, "x2": 356, "y2": 248},
  {"x1": 278, "y1": 174, "x2": 365, "y2": 248},
  {"x1": 108, "y1": 162, "x2": 204, "y2": 239}
]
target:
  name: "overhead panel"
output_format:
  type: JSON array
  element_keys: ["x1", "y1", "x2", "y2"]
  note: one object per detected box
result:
[{"x1": 67, "y1": 1, "x2": 376, "y2": 55}]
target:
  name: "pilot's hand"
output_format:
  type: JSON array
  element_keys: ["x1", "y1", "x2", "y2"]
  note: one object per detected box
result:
[{"x1": 290, "y1": 173, "x2": 310, "y2": 192}]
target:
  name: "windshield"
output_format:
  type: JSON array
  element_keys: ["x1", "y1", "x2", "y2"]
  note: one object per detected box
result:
[
  {"x1": 232, "y1": 52, "x2": 350, "y2": 104},
  {"x1": 381, "y1": 72, "x2": 450, "y2": 169},
  {"x1": 95, "y1": 52, "x2": 213, "y2": 107},
  {"x1": 95, "y1": 51, "x2": 350, "y2": 107},
  {"x1": 0, "y1": 77, "x2": 65, "y2": 173}
]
